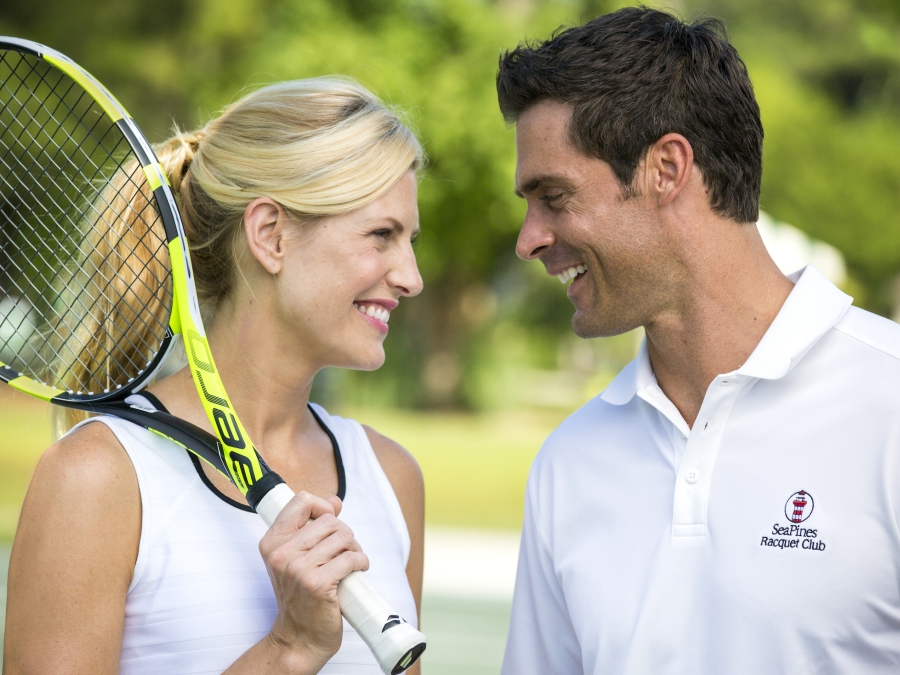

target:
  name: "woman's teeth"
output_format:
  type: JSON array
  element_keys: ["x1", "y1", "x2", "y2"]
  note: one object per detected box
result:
[
  {"x1": 557, "y1": 265, "x2": 587, "y2": 284},
  {"x1": 354, "y1": 303, "x2": 391, "y2": 324}
]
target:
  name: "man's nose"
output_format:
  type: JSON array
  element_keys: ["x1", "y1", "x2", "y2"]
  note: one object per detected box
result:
[{"x1": 516, "y1": 209, "x2": 555, "y2": 260}]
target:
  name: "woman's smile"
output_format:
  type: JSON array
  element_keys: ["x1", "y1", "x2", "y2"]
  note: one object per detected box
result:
[{"x1": 353, "y1": 299, "x2": 397, "y2": 334}]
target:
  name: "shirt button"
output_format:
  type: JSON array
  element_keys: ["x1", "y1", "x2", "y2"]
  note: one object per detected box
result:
[{"x1": 685, "y1": 469, "x2": 700, "y2": 484}]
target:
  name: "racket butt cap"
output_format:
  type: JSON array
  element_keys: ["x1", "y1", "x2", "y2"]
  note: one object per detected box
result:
[
  {"x1": 389, "y1": 635, "x2": 426, "y2": 674},
  {"x1": 338, "y1": 571, "x2": 427, "y2": 674}
]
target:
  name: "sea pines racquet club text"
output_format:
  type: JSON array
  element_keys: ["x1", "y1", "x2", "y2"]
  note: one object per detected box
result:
[{"x1": 760, "y1": 524, "x2": 826, "y2": 551}]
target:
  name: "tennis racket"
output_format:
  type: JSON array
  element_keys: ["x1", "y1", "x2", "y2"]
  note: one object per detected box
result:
[{"x1": 0, "y1": 36, "x2": 425, "y2": 675}]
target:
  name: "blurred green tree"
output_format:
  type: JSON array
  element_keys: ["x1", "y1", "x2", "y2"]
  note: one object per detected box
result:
[
  {"x1": 2, "y1": 0, "x2": 899, "y2": 409},
  {"x1": 685, "y1": 0, "x2": 900, "y2": 310}
]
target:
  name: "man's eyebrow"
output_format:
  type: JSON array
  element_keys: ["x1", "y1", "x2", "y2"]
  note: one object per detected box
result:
[{"x1": 514, "y1": 174, "x2": 572, "y2": 198}]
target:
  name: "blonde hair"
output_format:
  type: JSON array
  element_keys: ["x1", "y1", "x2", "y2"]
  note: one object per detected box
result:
[
  {"x1": 161, "y1": 77, "x2": 423, "y2": 321},
  {"x1": 54, "y1": 78, "x2": 423, "y2": 435}
]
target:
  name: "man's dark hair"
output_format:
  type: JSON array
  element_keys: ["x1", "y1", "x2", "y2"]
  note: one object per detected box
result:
[{"x1": 497, "y1": 7, "x2": 763, "y2": 223}]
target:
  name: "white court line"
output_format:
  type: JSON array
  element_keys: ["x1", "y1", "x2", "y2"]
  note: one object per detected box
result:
[{"x1": 423, "y1": 527, "x2": 520, "y2": 601}]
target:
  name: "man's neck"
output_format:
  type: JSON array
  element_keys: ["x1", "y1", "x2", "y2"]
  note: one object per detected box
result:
[{"x1": 643, "y1": 223, "x2": 794, "y2": 429}]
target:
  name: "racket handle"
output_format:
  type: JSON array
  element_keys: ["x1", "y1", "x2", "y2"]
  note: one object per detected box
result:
[
  {"x1": 252, "y1": 480, "x2": 426, "y2": 674},
  {"x1": 254, "y1": 480, "x2": 295, "y2": 526}
]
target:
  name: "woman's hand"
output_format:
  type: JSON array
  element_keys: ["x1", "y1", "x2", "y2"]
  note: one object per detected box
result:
[{"x1": 258, "y1": 491, "x2": 369, "y2": 671}]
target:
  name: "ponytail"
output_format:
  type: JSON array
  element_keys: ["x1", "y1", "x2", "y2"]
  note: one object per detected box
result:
[{"x1": 52, "y1": 158, "x2": 171, "y2": 436}]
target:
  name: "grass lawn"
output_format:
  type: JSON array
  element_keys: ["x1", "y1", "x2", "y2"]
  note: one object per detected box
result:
[
  {"x1": 344, "y1": 406, "x2": 567, "y2": 531},
  {"x1": 0, "y1": 390, "x2": 52, "y2": 539},
  {"x1": 0, "y1": 388, "x2": 568, "y2": 537}
]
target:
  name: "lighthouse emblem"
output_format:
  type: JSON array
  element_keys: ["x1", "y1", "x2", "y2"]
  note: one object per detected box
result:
[{"x1": 784, "y1": 490, "x2": 814, "y2": 523}]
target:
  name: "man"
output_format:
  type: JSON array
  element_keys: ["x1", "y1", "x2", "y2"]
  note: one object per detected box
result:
[{"x1": 497, "y1": 7, "x2": 900, "y2": 674}]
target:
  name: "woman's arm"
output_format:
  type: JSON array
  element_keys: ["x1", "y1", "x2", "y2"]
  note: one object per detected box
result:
[
  {"x1": 4, "y1": 422, "x2": 141, "y2": 675},
  {"x1": 364, "y1": 426, "x2": 425, "y2": 675}
]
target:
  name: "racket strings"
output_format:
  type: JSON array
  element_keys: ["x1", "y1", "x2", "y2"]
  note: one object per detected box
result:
[
  {"x1": 0, "y1": 55, "x2": 118, "y2": 376},
  {"x1": 59, "y1": 165, "x2": 172, "y2": 392},
  {"x1": 0, "y1": 49, "x2": 173, "y2": 395}
]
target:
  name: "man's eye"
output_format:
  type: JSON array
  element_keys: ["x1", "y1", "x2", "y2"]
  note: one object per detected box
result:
[{"x1": 541, "y1": 193, "x2": 564, "y2": 205}]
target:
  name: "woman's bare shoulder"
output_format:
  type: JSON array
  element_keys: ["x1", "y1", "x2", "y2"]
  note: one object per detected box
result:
[
  {"x1": 19, "y1": 420, "x2": 141, "y2": 550},
  {"x1": 35, "y1": 421, "x2": 137, "y2": 496},
  {"x1": 361, "y1": 425, "x2": 423, "y2": 494}
]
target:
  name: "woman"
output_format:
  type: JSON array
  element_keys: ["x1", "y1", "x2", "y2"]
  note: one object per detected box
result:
[{"x1": 5, "y1": 78, "x2": 425, "y2": 675}]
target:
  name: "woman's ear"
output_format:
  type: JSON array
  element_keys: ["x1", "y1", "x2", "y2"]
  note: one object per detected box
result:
[{"x1": 243, "y1": 197, "x2": 287, "y2": 275}]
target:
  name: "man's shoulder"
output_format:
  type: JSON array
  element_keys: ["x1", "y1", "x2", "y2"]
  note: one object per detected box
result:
[
  {"x1": 532, "y1": 390, "x2": 632, "y2": 474},
  {"x1": 831, "y1": 305, "x2": 900, "y2": 364}
]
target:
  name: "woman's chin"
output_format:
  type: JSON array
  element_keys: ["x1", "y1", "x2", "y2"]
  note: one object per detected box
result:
[{"x1": 336, "y1": 348, "x2": 386, "y2": 372}]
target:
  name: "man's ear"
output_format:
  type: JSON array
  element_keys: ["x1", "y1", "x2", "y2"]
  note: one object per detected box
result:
[
  {"x1": 243, "y1": 197, "x2": 287, "y2": 275},
  {"x1": 645, "y1": 133, "x2": 694, "y2": 208}
]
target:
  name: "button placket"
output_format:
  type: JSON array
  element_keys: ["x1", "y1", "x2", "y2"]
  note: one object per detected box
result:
[
  {"x1": 673, "y1": 431, "x2": 689, "y2": 469},
  {"x1": 672, "y1": 376, "x2": 746, "y2": 538}
]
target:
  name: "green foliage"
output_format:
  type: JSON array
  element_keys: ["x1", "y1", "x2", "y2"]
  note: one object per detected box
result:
[
  {"x1": 3, "y1": 0, "x2": 900, "y2": 406},
  {"x1": 684, "y1": 0, "x2": 900, "y2": 311}
]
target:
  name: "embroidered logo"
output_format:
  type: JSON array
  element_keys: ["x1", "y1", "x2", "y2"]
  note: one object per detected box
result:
[
  {"x1": 760, "y1": 490, "x2": 826, "y2": 552},
  {"x1": 785, "y1": 490, "x2": 814, "y2": 523}
]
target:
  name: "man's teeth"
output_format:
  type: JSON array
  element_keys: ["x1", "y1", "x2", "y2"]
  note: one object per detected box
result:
[
  {"x1": 557, "y1": 265, "x2": 587, "y2": 284},
  {"x1": 354, "y1": 303, "x2": 391, "y2": 324}
]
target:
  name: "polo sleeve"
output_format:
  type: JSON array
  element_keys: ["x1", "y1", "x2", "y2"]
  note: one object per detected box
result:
[{"x1": 501, "y1": 471, "x2": 582, "y2": 674}]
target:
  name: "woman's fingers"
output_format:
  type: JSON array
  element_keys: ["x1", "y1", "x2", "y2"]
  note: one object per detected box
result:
[
  {"x1": 328, "y1": 495, "x2": 343, "y2": 517},
  {"x1": 260, "y1": 491, "x2": 365, "y2": 584},
  {"x1": 286, "y1": 527, "x2": 368, "y2": 572},
  {"x1": 265, "y1": 514, "x2": 361, "y2": 569},
  {"x1": 318, "y1": 548, "x2": 370, "y2": 580},
  {"x1": 281, "y1": 546, "x2": 369, "y2": 601},
  {"x1": 266, "y1": 491, "x2": 336, "y2": 538}
]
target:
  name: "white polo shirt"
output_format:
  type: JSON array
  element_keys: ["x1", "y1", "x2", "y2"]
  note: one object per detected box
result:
[{"x1": 503, "y1": 265, "x2": 900, "y2": 675}]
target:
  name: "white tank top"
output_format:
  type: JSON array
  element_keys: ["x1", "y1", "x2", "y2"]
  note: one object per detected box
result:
[{"x1": 69, "y1": 396, "x2": 416, "y2": 675}]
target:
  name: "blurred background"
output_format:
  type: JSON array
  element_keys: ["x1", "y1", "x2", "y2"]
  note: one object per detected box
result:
[{"x1": 1, "y1": 0, "x2": 899, "y2": 671}]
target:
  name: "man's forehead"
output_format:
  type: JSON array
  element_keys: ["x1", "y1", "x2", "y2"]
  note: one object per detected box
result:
[
  {"x1": 515, "y1": 101, "x2": 583, "y2": 194},
  {"x1": 516, "y1": 101, "x2": 573, "y2": 149}
]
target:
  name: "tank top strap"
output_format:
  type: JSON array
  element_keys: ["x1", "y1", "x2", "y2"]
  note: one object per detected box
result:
[{"x1": 308, "y1": 403, "x2": 412, "y2": 568}]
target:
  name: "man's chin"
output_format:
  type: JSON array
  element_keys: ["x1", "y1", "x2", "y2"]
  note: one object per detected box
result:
[
  {"x1": 571, "y1": 311, "x2": 603, "y2": 339},
  {"x1": 571, "y1": 309, "x2": 636, "y2": 339}
]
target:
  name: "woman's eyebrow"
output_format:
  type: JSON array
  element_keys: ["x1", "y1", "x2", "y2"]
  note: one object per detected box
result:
[{"x1": 363, "y1": 216, "x2": 414, "y2": 233}]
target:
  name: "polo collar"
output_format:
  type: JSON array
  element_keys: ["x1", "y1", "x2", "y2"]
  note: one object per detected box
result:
[
  {"x1": 600, "y1": 265, "x2": 852, "y2": 406},
  {"x1": 601, "y1": 339, "x2": 654, "y2": 405}
]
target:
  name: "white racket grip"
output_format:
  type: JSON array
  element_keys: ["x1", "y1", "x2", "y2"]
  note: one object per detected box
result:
[
  {"x1": 254, "y1": 482, "x2": 426, "y2": 674},
  {"x1": 337, "y1": 570, "x2": 426, "y2": 674},
  {"x1": 255, "y1": 482, "x2": 295, "y2": 527}
]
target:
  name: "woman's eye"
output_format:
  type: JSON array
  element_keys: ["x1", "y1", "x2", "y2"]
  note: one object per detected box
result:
[{"x1": 372, "y1": 228, "x2": 393, "y2": 238}]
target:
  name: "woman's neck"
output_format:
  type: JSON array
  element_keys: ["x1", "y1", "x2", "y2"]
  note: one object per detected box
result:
[{"x1": 152, "y1": 299, "x2": 323, "y2": 465}]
